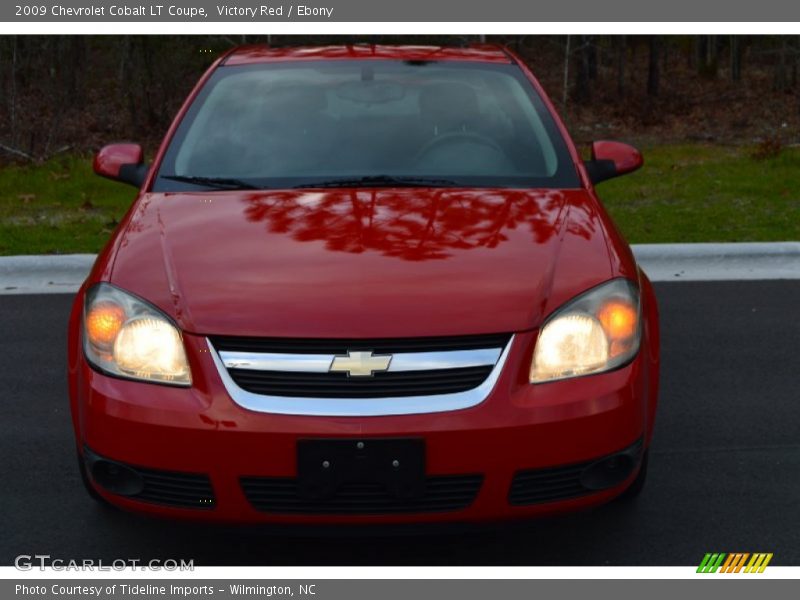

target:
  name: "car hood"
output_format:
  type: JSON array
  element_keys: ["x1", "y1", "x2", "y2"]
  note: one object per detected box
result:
[{"x1": 107, "y1": 188, "x2": 625, "y2": 338}]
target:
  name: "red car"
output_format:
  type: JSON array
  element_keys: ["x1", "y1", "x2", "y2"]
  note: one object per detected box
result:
[{"x1": 68, "y1": 44, "x2": 659, "y2": 526}]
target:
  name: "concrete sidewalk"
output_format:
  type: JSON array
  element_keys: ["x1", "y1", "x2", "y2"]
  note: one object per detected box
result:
[{"x1": 1, "y1": 243, "x2": 799, "y2": 295}]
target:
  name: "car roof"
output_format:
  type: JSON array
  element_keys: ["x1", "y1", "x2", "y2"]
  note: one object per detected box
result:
[{"x1": 223, "y1": 44, "x2": 515, "y2": 66}]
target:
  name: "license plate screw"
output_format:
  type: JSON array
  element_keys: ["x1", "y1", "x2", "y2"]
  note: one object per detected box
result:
[
  {"x1": 392, "y1": 459, "x2": 400, "y2": 468},
  {"x1": 356, "y1": 442, "x2": 365, "y2": 449},
  {"x1": 322, "y1": 460, "x2": 330, "y2": 469}
]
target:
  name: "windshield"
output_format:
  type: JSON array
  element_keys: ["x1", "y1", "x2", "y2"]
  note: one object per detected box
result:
[{"x1": 154, "y1": 60, "x2": 580, "y2": 191}]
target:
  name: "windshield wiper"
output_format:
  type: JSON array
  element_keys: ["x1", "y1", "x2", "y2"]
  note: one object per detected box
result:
[
  {"x1": 161, "y1": 175, "x2": 261, "y2": 190},
  {"x1": 293, "y1": 175, "x2": 459, "y2": 189}
]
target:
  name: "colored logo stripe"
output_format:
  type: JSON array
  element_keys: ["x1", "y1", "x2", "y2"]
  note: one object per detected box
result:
[
  {"x1": 720, "y1": 553, "x2": 749, "y2": 573},
  {"x1": 745, "y1": 553, "x2": 773, "y2": 573},
  {"x1": 697, "y1": 553, "x2": 773, "y2": 573},
  {"x1": 697, "y1": 553, "x2": 726, "y2": 573}
]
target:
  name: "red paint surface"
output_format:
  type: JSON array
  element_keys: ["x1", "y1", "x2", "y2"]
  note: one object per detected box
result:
[
  {"x1": 224, "y1": 44, "x2": 514, "y2": 66},
  {"x1": 592, "y1": 140, "x2": 644, "y2": 176},
  {"x1": 93, "y1": 143, "x2": 143, "y2": 179},
  {"x1": 104, "y1": 188, "x2": 621, "y2": 338}
]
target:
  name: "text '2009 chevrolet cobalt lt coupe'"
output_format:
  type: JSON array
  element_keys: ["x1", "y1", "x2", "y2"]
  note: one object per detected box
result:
[{"x1": 68, "y1": 44, "x2": 659, "y2": 525}]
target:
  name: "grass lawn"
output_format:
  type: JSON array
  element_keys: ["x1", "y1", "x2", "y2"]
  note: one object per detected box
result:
[
  {"x1": 0, "y1": 154, "x2": 137, "y2": 256},
  {"x1": 598, "y1": 144, "x2": 800, "y2": 243},
  {"x1": 1, "y1": 144, "x2": 799, "y2": 255}
]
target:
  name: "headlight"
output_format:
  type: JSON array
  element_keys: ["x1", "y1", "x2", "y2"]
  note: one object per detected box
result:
[
  {"x1": 530, "y1": 278, "x2": 640, "y2": 383},
  {"x1": 83, "y1": 283, "x2": 191, "y2": 386}
]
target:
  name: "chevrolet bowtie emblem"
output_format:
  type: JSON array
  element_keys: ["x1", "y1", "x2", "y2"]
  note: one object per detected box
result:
[{"x1": 329, "y1": 350, "x2": 392, "y2": 377}]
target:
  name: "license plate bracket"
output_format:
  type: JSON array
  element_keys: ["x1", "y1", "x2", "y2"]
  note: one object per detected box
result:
[{"x1": 297, "y1": 438, "x2": 425, "y2": 501}]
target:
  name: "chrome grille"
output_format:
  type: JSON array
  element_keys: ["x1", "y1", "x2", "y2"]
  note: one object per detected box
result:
[
  {"x1": 210, "y1": 333, "x2": 511, "y2": 354},
  {"x1": 208, "y1": 333, "x2": 513, "y2": 416}
]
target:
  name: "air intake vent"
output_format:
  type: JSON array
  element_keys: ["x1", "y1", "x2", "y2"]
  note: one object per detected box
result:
[
  {"x1": 227, "y1": 366, "x2": 493, "y2": 398},
  {"x1": 134, "y1": 468, "x2": 216, "y2": 509},
  {"x1": 241, "y1": 474, "x2": 483, "y2": 514},
  {"x1": 509, "y1": 463, "x2": 590, "y2": 505}
]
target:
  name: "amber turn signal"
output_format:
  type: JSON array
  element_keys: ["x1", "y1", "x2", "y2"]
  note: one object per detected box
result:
[
  {"x1": 85, "y1": 301, "x2": 126, "y2": 348},
  {"x1": 597, "y1": 299, "x2": 638, "y2": 341}
]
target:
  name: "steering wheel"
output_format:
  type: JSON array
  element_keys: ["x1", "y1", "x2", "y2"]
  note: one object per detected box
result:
[{"x1": 413, "y1": 131, "x2": 504, "y2": 164}]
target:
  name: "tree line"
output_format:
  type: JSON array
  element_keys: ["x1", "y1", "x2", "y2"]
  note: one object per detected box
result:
[{"x1": 1, "y1": 35, "x2": 798, "y2": 163}]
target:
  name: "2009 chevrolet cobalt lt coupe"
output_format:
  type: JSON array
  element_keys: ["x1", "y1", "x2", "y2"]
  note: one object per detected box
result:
[{"x1": 68, "y1": 44, "x2": 659, "y2": 525}]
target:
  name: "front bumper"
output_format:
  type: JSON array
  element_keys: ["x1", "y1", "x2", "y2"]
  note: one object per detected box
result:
[{"x1": 69, "y1": 329, "x2": 656, "y2": 524}]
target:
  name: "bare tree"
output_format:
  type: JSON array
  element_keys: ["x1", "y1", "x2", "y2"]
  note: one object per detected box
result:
[
  {"x1": 647, "y1": 36, "x2": 660, "y2": 97},
  {"x1": 730, "y1": 35, "x2": 743, "y2": 82},
  {"x1": 697, "y1": 34, "x2": 719, "y2": 78},
  {"x1": 774, "y1": 37, "x2": 789, "y2": 91},
  {"x1": 616, "y1": 35, "x2": 627, "y2": 97},
  {"x1": 573, "y1": 35, "x2": 592, "y2": 103}
]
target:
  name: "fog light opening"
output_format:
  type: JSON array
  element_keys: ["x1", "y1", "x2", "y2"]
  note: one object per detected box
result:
[
  {"x1": 579, "y1": 453, "x2": 637, "y2": 491},
  {"x1": 89, "y1": 459, "x2": 145, "y2": 496}
]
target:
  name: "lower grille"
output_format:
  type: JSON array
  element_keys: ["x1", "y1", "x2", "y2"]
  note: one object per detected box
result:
[
  {"x1": 228, "y1": 366, "x2": 493, "y2": 398},
  {"x1": 509, "y1": 463, "x2": 590, "y2": 505},
  {"x1": 241, "y1": 474, "x2": 483, "y2": 514},
  {"x1": 84, "y1": 447, "x2": 215, "y2": 510},
  {"x1": 134, "y1": 468, "x2": 216, "y2": 509},
  {"x1": 509, "y1": 438, "x2": 644, "y2": 506}
]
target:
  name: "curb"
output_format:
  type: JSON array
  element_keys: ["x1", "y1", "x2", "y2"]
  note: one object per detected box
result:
[
  {"x1": 633, "y1": 242, "x2": 800, "y2": 281},
  {"x1": 0, "y1": 254, "x2": 97, "y2": 295},
  {"x1": 1, "y1": 243, "x2": 799, "y2": 295}
]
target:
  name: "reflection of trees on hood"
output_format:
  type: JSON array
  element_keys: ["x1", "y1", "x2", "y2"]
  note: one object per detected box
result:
[{"x1": 241, "y1": 189, "x2": 580, "y2": 261}]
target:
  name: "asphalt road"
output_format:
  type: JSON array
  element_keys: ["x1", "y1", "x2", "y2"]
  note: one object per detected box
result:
[{"x1": 2, "y1": 281, "x2": 798, "y2": 566}]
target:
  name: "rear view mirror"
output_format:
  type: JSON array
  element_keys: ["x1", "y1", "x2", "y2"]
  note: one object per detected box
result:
[
  {"x1": 93, "y1": 143, "x2": 148, "y2": 188},
  {"x1": 584, "y1": 141, "x2": 643, "y2": 185}
]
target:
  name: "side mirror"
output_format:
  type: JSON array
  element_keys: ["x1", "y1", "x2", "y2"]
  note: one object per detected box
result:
[
  {"x1": 584, "y1": 141, "x2": 643, "y2": 185},
  {"x1": 93, "y1": 143, "x2": 148, "y2": 188}
]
